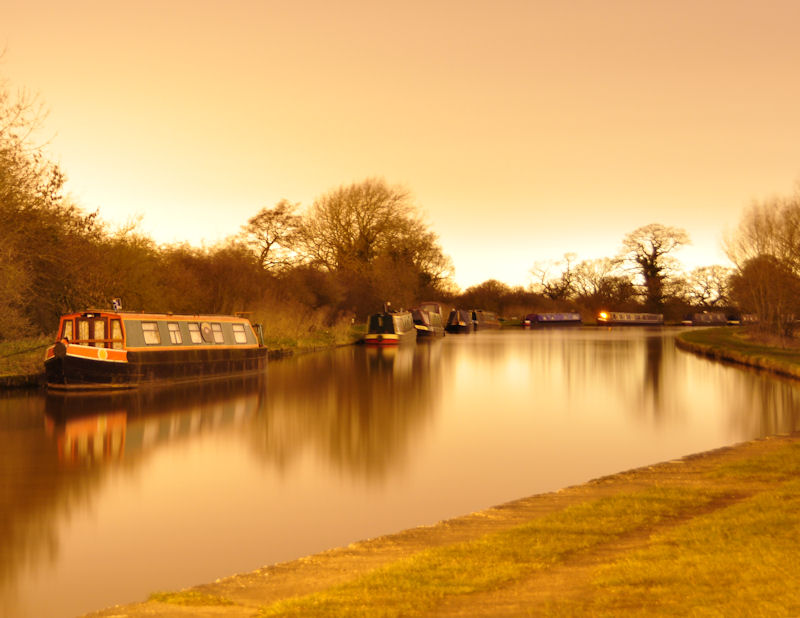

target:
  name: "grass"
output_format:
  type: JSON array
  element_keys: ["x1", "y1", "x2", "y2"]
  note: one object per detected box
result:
[
  {"x1": 676, "y1": 327, "x2": 800, "y2": 379},
  {"x1": 564, "y1": 481, "x2": 800, "y2": 616},
  {"x1": 0, "y1": 335, "x2": 52, "y2": 377},
  {"x1": 148, "y1": 590, "x2": 235, "y2": 606},
  {"x1": 250, "y1": 303, "x2": 363, "y2": 351}
]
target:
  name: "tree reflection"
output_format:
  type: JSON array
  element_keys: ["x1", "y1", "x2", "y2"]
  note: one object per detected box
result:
[
  {"x1": 643, "y1": 334, "x2": 664, "y2": 416},
  {"x1": 248, "y1": 343, "x2": 443, "y2": 481}
]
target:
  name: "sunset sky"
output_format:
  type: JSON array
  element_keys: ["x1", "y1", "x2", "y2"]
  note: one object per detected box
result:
[{"x1": 4, "y1": 0, "x2": 800, "y2": 289}]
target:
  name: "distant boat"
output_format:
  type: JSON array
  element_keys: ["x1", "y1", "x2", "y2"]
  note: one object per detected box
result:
[
  {"x1": 684, "y1": 312, "x2": 728, "y2": 326},
  {"x1": 445, "y1": 309, "x2": 473, "y2": 334},
  {"x1": 597, "y1": 311, "x2": 664, "y2": 326},
  {"x1": 365, "y1": 310, "x2": 417, "y2": 345},
  {"x1": 412, "y1": 302, "x2": 446, "y2": 338},
  {"x1": 472, "y1": 310, "x2": 501, "y2": 330},
  {"x1": 523, "y1": 312, "x2": 582, "y2": 327},
  {"x1": 44, "y1": 309, "x2": 267, "y2": 390}
]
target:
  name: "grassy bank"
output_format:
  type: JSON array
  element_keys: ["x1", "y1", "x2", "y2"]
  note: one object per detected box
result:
[
  {"x1": 676, "y1": 326, "x2": 800, "y2": 379},
  {"x1": 0, "y1": 335, "x2": 51, "y2": 386}
]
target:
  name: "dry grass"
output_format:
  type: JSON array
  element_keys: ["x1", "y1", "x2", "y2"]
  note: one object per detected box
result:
[
  {"x1": 250, "y1": 301, "x2": 362, "y2": 351},
  {"x1": 0, "y1": 335, "x2": 52, "y2": 377}
]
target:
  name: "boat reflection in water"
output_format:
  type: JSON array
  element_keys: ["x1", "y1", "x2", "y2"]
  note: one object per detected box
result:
[{"x1": 44, "y1": 375, "x2": 266, "y2": 465}]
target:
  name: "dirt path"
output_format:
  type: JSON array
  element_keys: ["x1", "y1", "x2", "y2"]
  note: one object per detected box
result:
[{"x1": 85, "y1": 433, "x2": 799, "y2": 617}]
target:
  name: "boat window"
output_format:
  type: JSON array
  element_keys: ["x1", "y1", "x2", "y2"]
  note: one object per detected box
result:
[
  {"x1": 94, "y1": 318, "x2": 106, "y2": 348},
  {"x1": 62, "y1": 320, "x2": 74, "y2": 341},
  {"x1": 167, "y1": 322, "x2": 182, "y2": 344},
  {"x1": 110, "y1": 319, "x2": 123, "y2": 349},
  {"x1": 78, "y1": 319, "x2": 90, "y2": 343},
  {"x1": 211, "y1": 323, "x2": 224, "y2": 344},
  {"x1": 188, "y1": 323, "x2": 202, "y2": 343},
  {"x1": 232, "y1": 323, "x2": 248, "y2": 344},
  {"x1": 142, "y1": 322, "x2": 161, "y2": 345}
]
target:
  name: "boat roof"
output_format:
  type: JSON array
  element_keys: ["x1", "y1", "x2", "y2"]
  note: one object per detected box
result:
[{"x1": 61, "y1": 310, "x2": 253, "y2": 323}]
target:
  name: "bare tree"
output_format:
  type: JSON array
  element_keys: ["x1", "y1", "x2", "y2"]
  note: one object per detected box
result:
[
  {"x1": 725, "y1": 191, "x2": 800, "y2": 336},
  {"x1": 529, "y1": 253, "x2": 577, "y2": 301},
  {"x1": 730, "y1": 255, "x2": 800, "y2": 337},
  {"x1": 570, "y1": 257, "x2": 636, "y2": 310},
  {"x1": 298, "y1": 178, "x2": 416, "y2": 271},
  {"x1": 620, "y1": 223, "x2": 690, "y2": 310},
  {"x1": 242, "y1": 199, "x2": 301, "y2": 270},
  {"x1": 296, "y1": 178, "x2": 453, "y2": 315},
  {"x1": 685, "y1": 265, "x2": 733, "y2": 308}
]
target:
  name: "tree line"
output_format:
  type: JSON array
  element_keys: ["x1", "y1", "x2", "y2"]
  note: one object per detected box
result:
[{"x1": 1, "y1": 74, "x2": 796, "y2": 342}]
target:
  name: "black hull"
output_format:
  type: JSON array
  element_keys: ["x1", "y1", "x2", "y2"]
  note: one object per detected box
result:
[
  {"x1": 445, "y1": 324, "x2": 473, "y2": 334},
  {"x1": 45, "y1": 347, "x2": 268, "y2": 390}
]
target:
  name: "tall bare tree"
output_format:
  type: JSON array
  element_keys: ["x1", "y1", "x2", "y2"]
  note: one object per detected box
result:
[
  {"x1": 297, "y1": 178, "x2": 453, "y2": 315},
  {"x1": 529, "y1": 253, "x2": 577, "y2": 301},
  {"x1": 242, "y1": 199, "x2": 301, "y2": 270},
  {"x1": 725, "y1": 191, "x2": 800, "y2": 336},
  {"x1": 620, "y1": 223, "x2": 690, "y2": 310},
  {"x1": 685, "y1": 265, "x2": 733, "y2": 308},
  {"x1": 299, "y1": 178, "x2": 416, "y2": 270}
]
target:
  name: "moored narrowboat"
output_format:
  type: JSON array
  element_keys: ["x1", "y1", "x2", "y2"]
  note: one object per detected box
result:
[
  {"x1": 687, "y1": 312, "x2": 728, "y2": 326},
  {"x1": 44, "y1": 310, "x2": 267, "y2": 390},
  {"x1": 597, "y1": 311, "x2": 664, "y2": 326},
  {"x1": 523, "y1": 312, "x2": 582, "y2": 327},
  {"x1": 445, "y1": 309, "x2": 473, "y2": 334},
  {"x1": 364, "y1": 310, "x2": 417, "y2": 345},
  {"x1": 412, "y1": 302, "x2": 446, "y2": 338},
  {"x1": 472, "y1": 310, "x2": 501, "y2": 330}
]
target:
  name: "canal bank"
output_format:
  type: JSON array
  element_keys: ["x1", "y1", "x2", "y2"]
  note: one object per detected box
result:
[
  {"x1": 85, "y1": 431, "x2": 800, "y2": 616},
  {"x1": 675, "y1": 326, "x2": 800, "y2": 380}
]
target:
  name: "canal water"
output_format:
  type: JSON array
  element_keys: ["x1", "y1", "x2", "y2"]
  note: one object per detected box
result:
[{"x1": 2, "y1": 327, "x2": 799, "y2": 617}]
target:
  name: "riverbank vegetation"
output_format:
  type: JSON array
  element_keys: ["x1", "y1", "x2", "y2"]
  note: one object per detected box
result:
[{"x1": 676, "y1": 326, "x2": 800, "y2": 380}]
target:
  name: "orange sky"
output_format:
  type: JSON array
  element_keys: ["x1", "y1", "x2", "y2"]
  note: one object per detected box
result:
[{"x1": 4, "y1": 0, "x2": 800, "y2": 289}]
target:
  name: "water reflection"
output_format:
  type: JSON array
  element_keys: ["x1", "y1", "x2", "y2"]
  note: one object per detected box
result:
[
  {"x1": 2, "y1": 377, "x2": 265, "y2": 618},
  {"x1": 43, "y1": 375, "x2": 266, "y2": 465},
  {"x1": 1, "y1": 330, "x2": 800, "y2": 617},
  {"x1": 249, "y1": 342, "x2": 442, "y2": 481}
]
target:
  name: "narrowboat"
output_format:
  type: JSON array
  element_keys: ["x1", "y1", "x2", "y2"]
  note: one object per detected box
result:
[
  {"x1": 687, "y1": 312, "x2": 728, "y2": 326},
  {"x1": 472, "y1": 310, "x2": 501, "y2": 330},
  {"x1": 411, "y1": 302, "x2": 446, "y2": 338},
  {"x1": 44, "y1": 310, "x2": 267, "y2": 390},
  {"x1": 364, "y1": 310, "x2": 417, "y2": 345},
  {"x1": 523, "y1": 312, "x2": 582, "y2": 327},
  {"x1": 445, "y1": 309, "x2": 473, "y2": 334},
  {"x1": 597, "y1": 311, "x2": 664, "y2": 326}
]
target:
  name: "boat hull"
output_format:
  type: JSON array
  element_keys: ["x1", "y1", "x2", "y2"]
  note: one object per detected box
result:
[
  {"x1": 45, "y1": 346, "x2": 268, "y2": 390},
  {"x1": 415, "y1": 325, "x2": 445, "y2": 337},
  {"x1": 364, "y1": 331, "x2": 417, "y2": 345}
]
